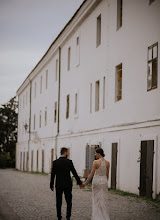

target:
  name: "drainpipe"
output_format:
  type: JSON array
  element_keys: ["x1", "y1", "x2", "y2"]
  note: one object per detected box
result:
[
  {"x1": 55, "y1": 47, "x2": 61, "y2": 159},
  {"x1": 27, "y1": 80, "x2": 32, "y2": 171}
]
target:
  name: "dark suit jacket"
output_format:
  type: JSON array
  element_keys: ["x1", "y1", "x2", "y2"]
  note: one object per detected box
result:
[{"x1": 50, "y1": 157, "x2": 82, "y2": 189}]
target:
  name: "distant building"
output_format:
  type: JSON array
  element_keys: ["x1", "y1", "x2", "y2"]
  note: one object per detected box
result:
[{"x1": 16, "y1": 0, "x2": 160, "y2": 199}]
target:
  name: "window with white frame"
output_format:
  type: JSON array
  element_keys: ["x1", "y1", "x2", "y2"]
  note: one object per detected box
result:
[
  {"x1": 95, "y1": 80, "x2": 100, "y2": 112},
  {"x1": 76, "y1": 37, "x2": 80, "y2": 66},
  {"x1": 26, "y1": 91, "x2": 28, "y2": 106},
  {"x1": 54, "y1": 102, "x2": 57, "y2": 123},
  {"x1": 39, "y1": 110, "x2": 42, "y2": 128},
  {"x1": 34, "y1": 114, "x2": 36, "y2": 130},
  {"x1": 45, "y1": 107, "x2": 47, "y2": 126},
  {"x1": 115, "y1": 63, "x2": 122, "y2": 101},
  {"x1": 40, "y1": 76, "x2": 42, "y2": 94},
  {"x1": 96, "y1": 14, "x2": 101, "y2": 47},
  {"x1": 46, "y1": 70, "x2": 48, "y2": 89},
  {"x1": 75, "y1": 93, "x2": 78, "y2": 116},
  {"x1": 34, "y1": 82, "x2": 36, "y2": 98},
  {"x1": 66, "y1": 95, "x2": 70, "y2": 119},
  {"x1": 117, "y1": 0, "x2": 123, "y2": 30},
  {"x1": 56, "y1": 59, "x2": 58, "y2": 81},
  {"x1": 147, "y1": 42, "x2": 158, "y2": 91},
  {"x1": 90, "y1": 83, "x2": 92, "y2": 113},
  {"x1": 68, "y1": 47, "x2": 71, "y2": 71},
  {"x1": 103, "y1": 77, "x2": 106, "y2": 109}
]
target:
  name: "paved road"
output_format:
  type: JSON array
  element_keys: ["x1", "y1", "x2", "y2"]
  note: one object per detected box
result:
[{"x1": 0, "y1": 169, "x2": 160, "y2": 220}]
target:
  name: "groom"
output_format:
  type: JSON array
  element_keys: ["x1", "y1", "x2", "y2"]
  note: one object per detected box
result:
[{"x1": 50, "y1": 147, "x2": 82, "y2": 220}]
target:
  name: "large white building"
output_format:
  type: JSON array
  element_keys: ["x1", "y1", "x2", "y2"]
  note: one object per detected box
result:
[{"x1": 16, "y1": 0, "x2": 160, "y2": 199}]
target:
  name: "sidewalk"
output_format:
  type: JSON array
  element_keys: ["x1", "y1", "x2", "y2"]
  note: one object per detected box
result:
[
  {"x1": 0, "y1": 169, "x2": 160, "y2": 220},
  {"x1": 0, "y1": 195, "x2": 20, "y2": 220}
]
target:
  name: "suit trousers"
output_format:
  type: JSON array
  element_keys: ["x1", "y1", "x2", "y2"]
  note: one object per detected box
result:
[{"x1": 56, "y1": 187, "x2": 72, "y2": 219}]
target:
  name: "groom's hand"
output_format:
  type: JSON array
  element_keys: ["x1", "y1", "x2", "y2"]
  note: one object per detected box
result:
[
  {"x1": 79, "y1": 184, "x2": 83, "y2": 189},
  {"x1": 51, "y1": 187, "x2": 54, "y2": 191}
]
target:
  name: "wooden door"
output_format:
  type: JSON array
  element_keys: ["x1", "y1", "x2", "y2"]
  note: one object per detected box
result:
[
  {"x1": 146, "y1": 140, "x2": 154, "y2": 198},
  {"x1": 140, "y1": 140, "x2": 154, "y2": 198},
  {"x1": 111, "y1": 143, "x2": 118, "y2": 189},
  {"x1": 42, "y1": 150, "x2": 44, "y2": 173}
]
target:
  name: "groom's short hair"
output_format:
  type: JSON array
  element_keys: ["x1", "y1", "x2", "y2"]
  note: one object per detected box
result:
[{"x1": 61, "y1": 147, "x2": 68, "y2": 155}]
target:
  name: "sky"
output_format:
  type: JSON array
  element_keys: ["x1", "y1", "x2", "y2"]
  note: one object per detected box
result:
[{"x1": 0, "y1": 0, "x2": 84, "y2": 105}]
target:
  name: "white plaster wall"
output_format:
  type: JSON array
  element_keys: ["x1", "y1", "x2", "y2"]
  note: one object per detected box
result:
[{"x1": 16, "y1": 0, "x2": 160, "y2": 198}]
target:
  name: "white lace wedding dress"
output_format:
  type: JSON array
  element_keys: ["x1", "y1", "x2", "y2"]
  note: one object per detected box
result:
[{"x1": 91, "y1": 159, "x2": 110, "y2": 220}]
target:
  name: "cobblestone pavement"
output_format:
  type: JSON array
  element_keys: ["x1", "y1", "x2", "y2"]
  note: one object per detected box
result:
[{"x1": 0, "y1": 169, "x2": 160, "y2": 220}]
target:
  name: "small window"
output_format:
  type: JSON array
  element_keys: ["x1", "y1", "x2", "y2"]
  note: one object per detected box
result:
[
  {"x1": 54, "y1": 102, "x2": 57, "y2": 123},
  {"x1": 115, "y1": 63, "x2": 122, "y2": 101},
  {"x1": 40, "y1": 76, "x2": 42, "y2": 94},
  {"x1": 46, "y1": 70, "x2": 48, "y2": 89},
  {"x1": 96, "y1": 14, "x2": 101, "y2": 47},
  {"x1": 68, "y1": 47, "x2": 71, "y2": 71},
  {"x1": 45, "y1": 108, "x2": 47, "y2": 126},
  {"x1": 75, "y1": 93, "x2": 78, "y2": 115},
  {"x1": 23, "y1": 95, "x2": 25, "y2": 108},
  {"x1": 26, "y1": 92, "x2": 28, "y2": 106},
  {"x1": 56, "y1": 59, "x2": 58, "y2": 81},
  {"x1": 66, "y1": 95, "x2": 70, "y2": 119},
  {"x1": 34, "y1": 114, "x2": 36, "y2": 130},
  {"x1": 103, "y1": 77, "x2": 105, "y2": 109},
  {"x1": 95, "y1": 80, "x2": 100, "y2": 112},
  {"x1": 76, "y1": 37, "x2": 80, "y2": 66},
  {"x1": 90, "y1": 83, "x2": 92, "y2": 113},
  {"x1": 147, "y1": 42, "x2": 158, "y2": 91},
  {"x1": 39, "y1": 111, "x2": 42, "y2": 128},
  {"x1": 117, "y1": 0, "x2": 123, "y2": 30},
  {"x1": 34, "y1": 82, "x2": 36, "y2": 98}
]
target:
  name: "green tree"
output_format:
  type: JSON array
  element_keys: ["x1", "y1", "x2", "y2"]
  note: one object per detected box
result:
[{"x1": 0, "y1": 96, "x2": 18, "y2": 168}]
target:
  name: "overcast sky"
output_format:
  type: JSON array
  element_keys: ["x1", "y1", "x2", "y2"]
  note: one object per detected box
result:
[{"x1": 0, "y1": 0, "x2": 84, "y2": 105}]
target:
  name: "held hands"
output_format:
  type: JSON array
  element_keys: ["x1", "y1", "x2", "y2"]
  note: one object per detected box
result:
[{"x1": 79, "y1": 183, "x2": 86, "y2": 189}]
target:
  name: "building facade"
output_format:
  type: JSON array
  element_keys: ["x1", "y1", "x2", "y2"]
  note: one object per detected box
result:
[{"x1": 16, "y1": 0, "x2": 160, "y2": 199}]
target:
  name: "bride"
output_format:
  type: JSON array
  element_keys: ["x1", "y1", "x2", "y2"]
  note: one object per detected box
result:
[{"x1": 82, "y1": 148, "x2": 110, "y2": 220}]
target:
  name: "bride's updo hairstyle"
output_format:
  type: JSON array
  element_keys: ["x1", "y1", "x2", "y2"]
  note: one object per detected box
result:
[{"x1": 96, "y1": 148, "x2": 105, "y2": 157}]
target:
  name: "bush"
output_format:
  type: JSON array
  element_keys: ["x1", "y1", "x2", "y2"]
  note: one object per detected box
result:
[{"x1": 0, "y1": 153, "x2": 15, "y2": 168}]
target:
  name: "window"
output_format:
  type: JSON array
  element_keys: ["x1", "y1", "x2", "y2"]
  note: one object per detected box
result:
[
  {"x1": 23, "y1": 95, "x2": 25, "y2": 108},
  {"x1": 45, "y1": 107, "x2": 47, "y2": 126},
  {"x1": 66, "y1": 95, "x2": 70, "y2": 119},
  {"x1": 56, "y1": 59, "x2": 58, "y2": 81},
  {"x1": 115, "y1": 63, "x2": 122, "y2": 101},
  {"x1": 46, "y1": 70, "x2": 48, "y2": 89},
  {"x1": 95, "y1": 80, "x2": 100, "y2": 111},
  {"x1": 34, "y1": 82, "x2": 36, "y2": 98},
  {"x1": 26, "y1": 92, "x2": 28, "y2": 106},
  {"x1": 76, "y1": 37, "x2": 80, "y2": 66},
  {"x1": 54, "y1": 102, "x2": 57, "y2": 123},
  {"x1": 117, "y1": 0, "x2": 123, "y2": 30},
  {"x1": 68, "y1": 47, "x2": 71, "y2": 71},
  {"x1": 103, "y1": 77, "x2": 105, "y2": 109},
  {"x1": 149, "y1": 0, "x2": 155, "y2": 4},
  {"x1": 96, "y1": 14, "x2": 101, "y2": 47},
  {"x1": 34, "y1": 114, "x2": 36, "y2": 130},
  {"x1": 40, "y1": 76, "x2": 42, "y2": 94},
  {"x1": 75, "y1": 93, "x2": 78, "y2": 115},
  {"x1": 147, "y1": 42, "x2": 158, "y2": 91},
  {"x1": 39, "y1": 111, "x2": 42, "y2": 128},
  {"x1": 90, "y1": 83, "x2": 92, "y2": 113}
]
